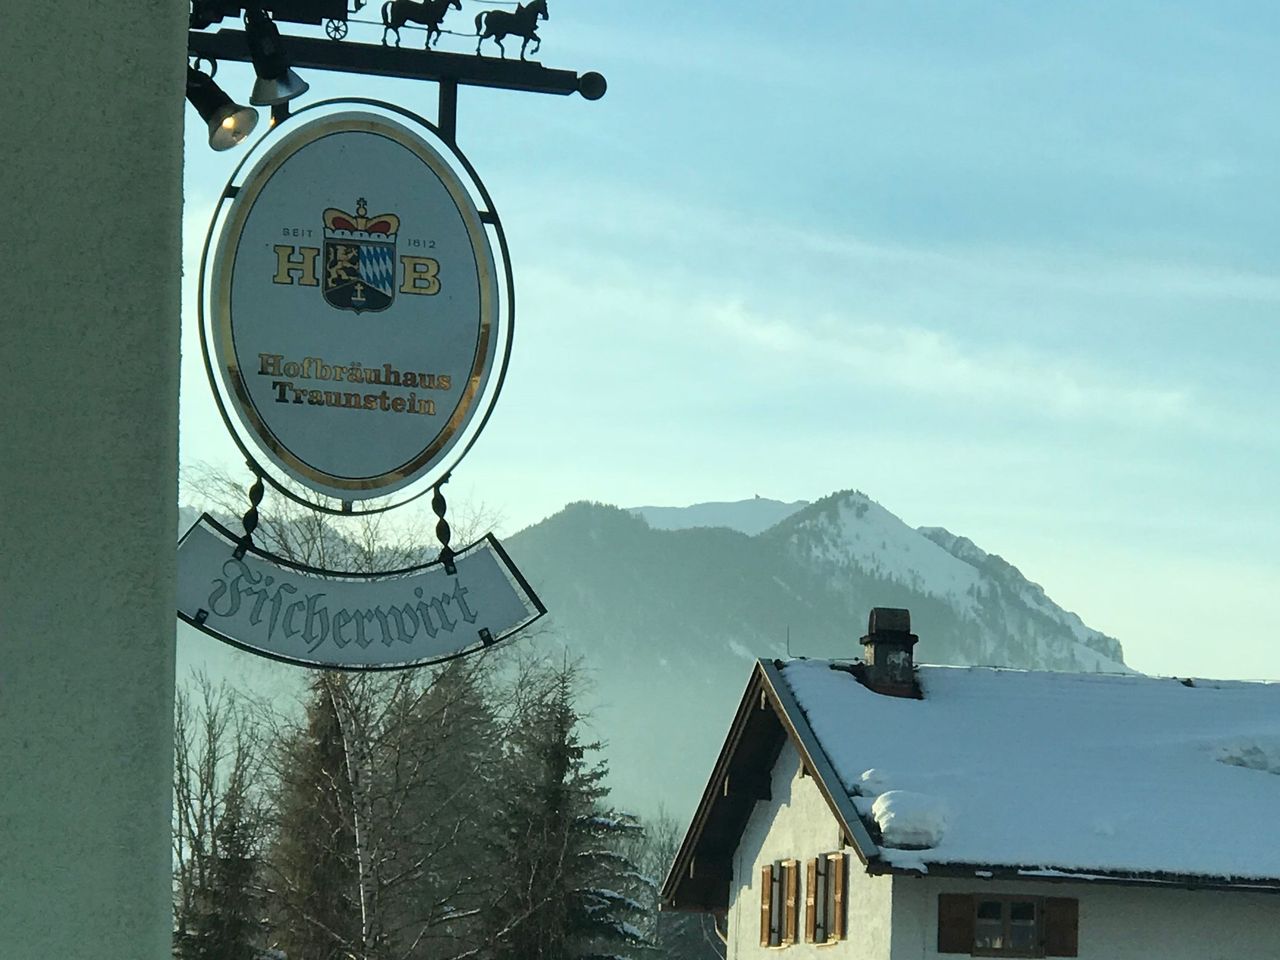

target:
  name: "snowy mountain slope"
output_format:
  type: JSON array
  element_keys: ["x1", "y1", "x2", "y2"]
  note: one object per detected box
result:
[
  {"x1": 629, "y1": 497, "x2": 809, "y2": 536},
  {"x1": 781, "y1": 493, "x2": 984, "y2": 614},
  {"x1": 919, "y1": 525, "x2": 1125, "y2": 668},
  {"x1": 627, "y1": 493, "x2": 1122, "y2": 673},
  {"x1": 770, "y1": 491, "x2": 1127, "y2": 672}
]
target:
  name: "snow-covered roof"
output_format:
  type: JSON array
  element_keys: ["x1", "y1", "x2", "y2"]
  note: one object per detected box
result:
[{"x1": 781, "y1": 660, "x2": 1280, "y2": 883}]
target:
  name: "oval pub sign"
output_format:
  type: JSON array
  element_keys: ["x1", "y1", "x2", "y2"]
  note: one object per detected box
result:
[{"x1": 204, "y1": 108, "x2": 506, "y2": 503}]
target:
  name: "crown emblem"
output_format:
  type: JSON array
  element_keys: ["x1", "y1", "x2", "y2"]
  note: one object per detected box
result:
[
  {"x1": 323, "y1": 198, "x2": 400, "y2": 240},
  {"x1": 321, "y1": 197, "x2": 400, "y2": 314}
]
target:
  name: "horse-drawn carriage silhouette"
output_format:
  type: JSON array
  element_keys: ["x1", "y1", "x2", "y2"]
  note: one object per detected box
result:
[
  {"x1": 190, "y1": 0, "x2": 550, "y2": 58},
  {"x1": 380, "y1": 0, "x2": 548, "y2": 58}
]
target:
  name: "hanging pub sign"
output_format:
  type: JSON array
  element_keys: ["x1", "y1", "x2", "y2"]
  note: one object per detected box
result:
[
  {"x1": 183, "y1": 100, "x2": 545, "y2": 670},
  {"x1": 199, "y1": 102, "x2": 511, "y2": 507}
]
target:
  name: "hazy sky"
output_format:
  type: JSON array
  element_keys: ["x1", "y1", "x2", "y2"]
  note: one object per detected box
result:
[{"x1": 181, "y1": 1, "x2": 1280, "y2": 680}]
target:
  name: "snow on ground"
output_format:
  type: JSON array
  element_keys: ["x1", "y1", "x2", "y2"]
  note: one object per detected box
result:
[
  {"x1": 782, "y1": 659, "x2": 1280, "y2": 880},
  {"x1": 1216, "y1": 737, "x2": 1280, "y2": 775}
]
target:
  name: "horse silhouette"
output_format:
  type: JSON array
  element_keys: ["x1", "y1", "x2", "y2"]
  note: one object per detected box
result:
[
  {"x1": 382, "y1": 0, "x2": 461, "y2": 47},
  {"x1": 475, "y1": 0, "x2": 548, "y2": 59}
]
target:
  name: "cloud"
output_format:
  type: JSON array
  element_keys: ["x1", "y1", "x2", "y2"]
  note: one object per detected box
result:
[
  {"x1": 706, "y1": 298, "x2": 1195, "y2": 427},
  {"x1": 784, "y1": 223, "x2": 1280, "y2": 306},
  {"x1": 513, "y1": 244, "x2": 1199, "y2": 432},
  {"x1": 501, "y1": 175, "x2": 1280, "y2": 310}
]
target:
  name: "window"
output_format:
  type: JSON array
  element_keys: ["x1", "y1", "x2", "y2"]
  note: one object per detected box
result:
[
  {"x1": 759, "y1": 860, "x2": 799, "y2": 946},
  {"x1": 938, "y1": 894, "x2": 1078, "y2": 958},
  {"x1": 805, "y1": 852, "x2": 847, "y2": 944},
  {"x1": 974, "y1": 898, "x2": 1037, "y2": 953}
]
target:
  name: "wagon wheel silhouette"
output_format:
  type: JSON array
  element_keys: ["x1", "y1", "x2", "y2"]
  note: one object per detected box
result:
[{"x1": 325, "y1": 17, "x2": 348, "y2": 39}]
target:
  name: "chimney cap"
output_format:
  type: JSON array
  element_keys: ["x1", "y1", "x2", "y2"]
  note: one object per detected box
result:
[{"x1": 862, "y1": 607, "x2": 917, "y2": 644}]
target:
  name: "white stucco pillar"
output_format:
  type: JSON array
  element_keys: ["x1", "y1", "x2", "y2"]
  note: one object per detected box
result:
[{"x1": 0, "y1": 0, "x2": 186, "y2": 955}]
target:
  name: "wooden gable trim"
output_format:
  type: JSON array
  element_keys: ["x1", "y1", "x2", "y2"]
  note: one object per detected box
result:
[
  {"x1": 662, "y1": 660, "x2": 882, "y2": 914},
  {"x1": 661, "y1": 664, "x2": 784, "y2": 912},
  {"x1": 757, "y1": 659, "x2": 881, "y2": 865}
]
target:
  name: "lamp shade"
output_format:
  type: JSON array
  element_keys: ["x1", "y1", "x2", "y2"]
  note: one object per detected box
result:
[
  {"x1": 250, "y1": 68, "x2": 310, "y2": 107},
  {"x1": 186, "y1": 67, "x2": 259, "y2": 151},
  {"x1": 245, "y1": 7, "x2": 310, "y2": 106}
]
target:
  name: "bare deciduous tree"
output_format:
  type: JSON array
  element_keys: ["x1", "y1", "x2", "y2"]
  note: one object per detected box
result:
[{"x1": 172, "y1": 674, "x2": 269, "y2": 958}]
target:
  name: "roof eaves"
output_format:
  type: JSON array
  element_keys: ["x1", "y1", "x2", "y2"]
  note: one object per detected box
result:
[
  {"x1": 878, "y1": 860, "x2": 1280, "y2": 895},
  {"x1": 660, "y1": 663, "x2": 779, "y2": 911},
  {"x1": 662, "y1": 659, "x2": 885, "y2": 914},
  {"x1": 758, "y1": 659, "x2": 881, "y2": 866}
]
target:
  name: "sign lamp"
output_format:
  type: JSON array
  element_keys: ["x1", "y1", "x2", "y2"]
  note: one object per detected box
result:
[
  {"x1": 186, "y1": 66, "x2": 259, "y2": 151},
  {"x1": 244, "y1": 7, "x2": 309, "y2": 107}
]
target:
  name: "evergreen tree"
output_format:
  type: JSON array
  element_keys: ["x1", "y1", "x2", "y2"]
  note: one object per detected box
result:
[
  {"x1": 186, "y1": 783, "x2": 263, "y2": 959},
  {"x1": 491, "y1": 663, "x2": 648, "y2": 960},
  {"x1": 377, "y1": 660, "x2": 505, "y2": 959},
  {"x1": 266, "y1": 675, "x2": 360, "y2": 960},
  {"x1": 265, "y1": 665, "x2": 514, "y2": 960}
]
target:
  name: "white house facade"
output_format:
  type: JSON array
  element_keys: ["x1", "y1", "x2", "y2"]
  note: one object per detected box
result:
[
  {"x1": 664, "y1": 608, "x2": 1280, "y2": 960},
  {"x1": 728, "y1": 742, "x2": 892, "y2": 959}
]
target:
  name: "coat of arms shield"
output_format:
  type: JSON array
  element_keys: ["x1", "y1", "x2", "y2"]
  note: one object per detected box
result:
[{"x1": 322, "y1": 198, "x2": 400, "y2": 313}]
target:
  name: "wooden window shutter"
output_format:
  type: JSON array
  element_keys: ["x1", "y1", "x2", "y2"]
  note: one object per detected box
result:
[
  {"x1": 830, "y1": 854, "x2": 846, "y2": 941},
  {"x1": 759, "y1": 864, "x2": 773, "y2": 947},
  {"x1": 937, "y1": 893, "x2": 975, "y2": 954},
  {"x1": 805, "y1": 858, "x2": 818, "y2": 942},
  {"x1": 784, "y1": 861, "x2": 799, "y2": 944},
  {"x1": 1043, "y1": 897, "x2": 1079, "y2": 957}
]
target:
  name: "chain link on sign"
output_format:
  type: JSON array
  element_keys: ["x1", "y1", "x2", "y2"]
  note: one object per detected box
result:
[
  {"x1": 232, "y1": 473, "x2": 266, "y2": 561},
  {"x1": 432, "y1": 474, "x2": 456, "y2": 574}
]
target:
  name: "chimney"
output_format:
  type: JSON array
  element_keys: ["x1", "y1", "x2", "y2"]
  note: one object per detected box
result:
[{"x1": 860, "y1": 607, "x2": 920, "y2": 697}]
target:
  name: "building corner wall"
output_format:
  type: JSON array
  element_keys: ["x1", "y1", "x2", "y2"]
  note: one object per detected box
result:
[{"x1": 0, "y1": 0, "x2": 186, "y2": 955}]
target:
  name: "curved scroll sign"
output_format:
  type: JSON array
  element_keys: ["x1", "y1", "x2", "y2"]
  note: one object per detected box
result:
[
  {"x1": 177, "y1": 516, "x2": 544, "y2": 669},
  {"x1": 204, "y1": 108, "x2": 507, "y2": 503}
]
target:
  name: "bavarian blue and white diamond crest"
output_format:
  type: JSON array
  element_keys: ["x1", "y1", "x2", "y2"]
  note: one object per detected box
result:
[{"x1": 359, "y1": 242, "x2": 396, "y2": 296}]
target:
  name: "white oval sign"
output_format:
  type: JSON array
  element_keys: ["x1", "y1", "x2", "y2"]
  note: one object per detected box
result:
[{"x1": 204, "y1": 109, "x2": 505, "y2": 503}]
